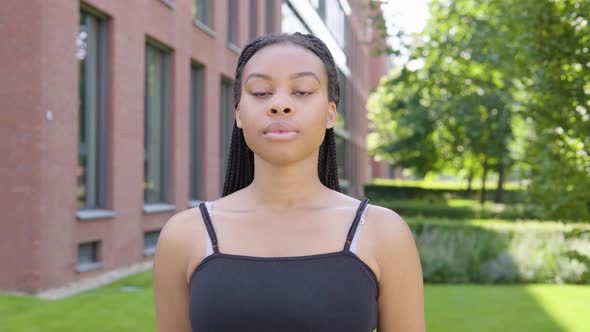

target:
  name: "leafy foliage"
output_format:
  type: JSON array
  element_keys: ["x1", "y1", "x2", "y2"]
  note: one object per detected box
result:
[{"x1": 368, "y1": 0, "x2": 590, "y2": 220}]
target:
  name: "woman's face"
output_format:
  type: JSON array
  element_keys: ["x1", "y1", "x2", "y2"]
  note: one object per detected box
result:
[{"x1": 236, "y1": 43, "x2": 337, "y2": 166}]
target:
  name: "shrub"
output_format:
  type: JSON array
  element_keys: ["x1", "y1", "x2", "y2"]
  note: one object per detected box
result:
[
  {"x1": 372, "y1": 198, "x2": 544, "y2": 220},
  {"x1": 365, "y1": 180, "x2": 526, "y2": 204},
  {"x1": 407, "y1": 219, "x2": 590, "y2": 284}
]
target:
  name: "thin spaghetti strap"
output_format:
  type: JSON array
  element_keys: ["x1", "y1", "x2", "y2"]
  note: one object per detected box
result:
[
  {"x1": 199, "y1": 202, "x2": 220, "y2": 254},
  {"x1": 343, "y1": 198, "x2": 369, "y2": 251}
]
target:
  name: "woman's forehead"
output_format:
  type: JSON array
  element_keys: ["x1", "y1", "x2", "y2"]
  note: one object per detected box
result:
[{"x1": 242, "y1": 43, "x2": 327, "y2": 82}]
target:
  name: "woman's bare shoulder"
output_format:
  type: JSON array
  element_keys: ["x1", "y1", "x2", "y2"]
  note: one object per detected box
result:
[
  {"x1": 160, "y1": 206, "x2": 204, "y2": 245},
  {"x1": 363, "y1": 203, "x2": 415, "y2": 261},
  {"x1": 156, "y1": 206, "x2": 207, "y2": 272}
]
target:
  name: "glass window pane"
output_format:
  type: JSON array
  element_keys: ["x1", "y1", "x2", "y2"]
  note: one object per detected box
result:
[
  {"x1": 78, "y1": 10, "x2": 106, "y2": 210},
  {"x1": 193, "y1": 0, "x2": 211, "y2": 26},
  {"x1": 325, "y1": 0, "x2": 345, "y2": 47},
  {"x1": 220, "y1": 80, "x2": 233, "y2": 189},
  {"x1": 190, "y1": 65, "x2": 204, "y2": 200},
  {"x1": 337, "y1": 70, "x2": 346, "y2": 128},
  {"x1": 281, "y1": 2, "x2": 311, "y2": 34},
  {"x1": 335, "y1": 135, "x2": 346, "y2": 180},
  {"x1": 78, "y1": 242, "x2": 98, "y2": 265},
  {"x1": 265, "y1": 0, "x2": 275, "y2": 33},
  {"x1": 249, "y1": 0, "x2": 258, "y2": 41},
  {"x1": 144, "y1": 231, "x2": 160, "y2": 251},
  {"x1": 144, "y1": 44, "x2": 169, "y2": 203},
  {"x1": 228, "y1": 0, "x2": 237, "y2": 44}
]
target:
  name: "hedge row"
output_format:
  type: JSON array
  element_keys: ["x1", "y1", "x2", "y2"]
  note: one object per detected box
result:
[
  {"x1": 407, "y1": 219, "x2": 590, "y2": 284},
  {"x1": 365, "y1": 181, "x2": 526, "y2": 204},
  {"x1": 372, "y1": 198, "x2": 544, "y2": 220}
]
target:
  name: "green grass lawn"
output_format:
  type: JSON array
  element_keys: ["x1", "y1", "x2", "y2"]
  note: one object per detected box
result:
[{"x1": 1, "y1": 272, "x2": 589, "y2": 332}]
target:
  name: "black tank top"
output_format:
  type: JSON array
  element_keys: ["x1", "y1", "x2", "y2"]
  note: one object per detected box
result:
[{"x1": 189, "y1": 198, "x2": 378, "y2": 332}]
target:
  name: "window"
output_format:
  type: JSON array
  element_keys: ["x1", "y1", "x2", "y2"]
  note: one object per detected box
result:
[
  {"x1": 77, "y1": 8, "x2": 109, "y2": 210},
  {"x1": 310, "y1": 0, "x2": 326, "y2": 20},
  {"x1": 335, "y1": 135, "x2": 348, "y2": 191},
  {"x1": 335, "y1": 69, "x2": 349, "y2": 192},
  {"x1": 281, "y1": 1, "x2": 311, "y2": 34},
  {"x1": 228, "y1": 0, "x2": 238, "y2": 46},
  {"x1": 249, "y1": 0, "x2": 258, "y2": 41},
  {"x1": 266, "y1": 0, "x2": 275, "y2": 33},
  {"x1": 144, "y1": 41, "x2": 171, "y2": 204},
  {"x1": 77, "y1": 241, "x2": 101, "y2": 272},
  {"x1": 325, "y1": 0, "x2": 345, "y2": 48},
  {"x1": 192, "y1": 0, "x2": 211, "y2": 27},
  {"x1": 159, "y1": 0, "x2": 175, "y2": 8},
  {"x1": 144, "y1": 230, "x2": 161, "y2": 256},
  {"x1": 220, "y1": 79, "x2": 234, "y2": 189},
  {"x1": 336, "y1": 69, "x2": 347, "y2": 129},
  {"x1": 190, "y1": 64, "x2": 205, "y2": 201}
]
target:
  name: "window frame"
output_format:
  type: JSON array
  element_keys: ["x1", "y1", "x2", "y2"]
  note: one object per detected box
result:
[
  {"x1": 227, "y1": 0, "x2": 239, "y2": 48},
  {"x1": 77, "y1": 5, "x2": 113, "y2": 219},
  {"x1": 189, "y1": 63, "x2": 205, "y2": 203},
  {"x1": 219, "y1": 78, "x2": 234, "y2": 191},
  {"x1": 249, "y1": 0, "x2": 258, "y2": 41},
  {"x1": 143, "y1": 39, "x2": 173, "y2": 208},
  {"x1": 192, "y1": 0, "x2": 212, "y2": 28},
  {"x1": 265, "y1": 0, "x2": 275, "y2": 33},
  {"x1": 76, "y1": 241, "x2": 102, "y2": 272},
  {"x1": 143, "y1": 230, "x2": 161, "y2": 256}
]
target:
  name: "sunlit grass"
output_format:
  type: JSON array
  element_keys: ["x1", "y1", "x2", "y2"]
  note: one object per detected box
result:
[
  {"x1": 425, "y1": 284, "x2": 590, "y2": 332},
  {"x1": 369, "y1": 178, "x2": 525, "y2": 191},
  {"x1": 1, "y1": 272, "x2": 589, "y2": 332}
]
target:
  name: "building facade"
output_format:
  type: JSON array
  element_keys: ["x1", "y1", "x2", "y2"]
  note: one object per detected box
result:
[{"x1": 0, "y1": 0, "x2": 390, "y2": 294}]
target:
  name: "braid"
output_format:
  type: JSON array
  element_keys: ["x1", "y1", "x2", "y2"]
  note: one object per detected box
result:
[{"x1": 222, "y1": 33, "x2": 342, "y2": 197}]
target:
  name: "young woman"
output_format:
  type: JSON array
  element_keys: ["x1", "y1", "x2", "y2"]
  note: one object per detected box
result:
[{"x1": 154, "y1": 32, "x2": 425, "y2": 332}]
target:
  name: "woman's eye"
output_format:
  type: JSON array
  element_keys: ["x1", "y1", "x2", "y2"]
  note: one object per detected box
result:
[{"x1": 252, "y1": 92, "x2": 271, "y2": 97}]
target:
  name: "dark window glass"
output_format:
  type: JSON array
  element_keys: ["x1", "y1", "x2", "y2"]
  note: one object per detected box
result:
[
  {"x1": 335, "y1": 134, "x2": 347, "y2": 183},
  {"x1": 144, "y1": 42, "x2": 171, "y2": 204},
  {"x1": 228, "y1": 0, "x2": 238, "y2": 45},
  {"x1": 325, "y1": 0, "x2": 345, "y2": 48},
  {"x1": 78, "y1": 241, "x2": 99, "y2": 265},
  {"x1": 192, "y1": 0, "x2": 211, "y2": 27},
  {"x1": 337, "y1": 69, "x2": 346, "y2": 129},
  {"x1": 220, "y1": 79, "x2": 234, "y2": 189},
  {"x1": 190, "y1": 65, "x2": 205, "y2": 201},
  {"x1": 265, "y1": 0, "x2": 275, "y2": 33},
  {"x1": 144, "y1": 230, "x2": 161, "y2": 255},
  {"x1": 249, "y1": 0, "x2": 258, "y2": 41},
  {"x1": 312, "y1": 0, "x2": 326, "y2": 20},
  {"x1": 78, "y1": 10, "x2": 109, "y2": 210}
]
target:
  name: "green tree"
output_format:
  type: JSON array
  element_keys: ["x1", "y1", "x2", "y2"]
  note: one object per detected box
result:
[{"x1": 368, "y1": 0, "x2": 590, "y2": 219}]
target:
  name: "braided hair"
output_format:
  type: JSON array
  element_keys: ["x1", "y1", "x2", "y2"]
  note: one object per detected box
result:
[{"x1": 222, "y1": 32, "x2": 341, "y2": 197}]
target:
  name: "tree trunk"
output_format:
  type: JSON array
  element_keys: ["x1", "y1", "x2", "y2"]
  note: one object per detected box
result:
[
  {"x1": 467, "y1": 169, "x2": 474, "y2": 191},
  {"x1": 480, "y1": 159, "x2": 488, "y2": 205},
  {"x1": 495, "y1": 161, "x2": 505, "y2": 203}
]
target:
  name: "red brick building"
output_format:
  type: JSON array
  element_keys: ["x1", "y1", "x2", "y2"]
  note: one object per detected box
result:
[{"x1": 0, "y1": 0, "x2": 391, "y2": 295}]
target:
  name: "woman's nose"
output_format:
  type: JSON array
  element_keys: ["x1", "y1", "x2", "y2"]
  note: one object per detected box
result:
[{"x1": 267, "y1": 92, "x2": 294, "y2": 115}]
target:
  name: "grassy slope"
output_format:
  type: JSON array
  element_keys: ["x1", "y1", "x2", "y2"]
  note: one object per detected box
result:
[{"x1": 2, "y1": 273, "x2": 589, "y2": 332}]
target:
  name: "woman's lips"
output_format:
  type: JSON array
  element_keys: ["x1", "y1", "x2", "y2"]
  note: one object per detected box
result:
[
  {"x1": 262, "y1": 121, "x2": 300, "y2": 141},
  {"x1": 263, "y1": 130, "x2": 299, "y2": 140}
]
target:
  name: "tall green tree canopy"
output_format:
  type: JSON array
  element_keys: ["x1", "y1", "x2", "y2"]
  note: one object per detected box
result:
[{"x1": 368, "y1": 0, "x2": 590, "y2": 220}]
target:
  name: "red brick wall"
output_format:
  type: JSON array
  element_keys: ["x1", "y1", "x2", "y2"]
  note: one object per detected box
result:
[
  {"x1": 0, "y1": 0, "x2": 46, "y2": 293},
  {"x1": 0, "y1": 0, "x2": 281, "y2": 293}
]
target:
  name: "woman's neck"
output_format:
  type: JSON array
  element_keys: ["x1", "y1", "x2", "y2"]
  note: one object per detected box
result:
[{"x1": 245, "y1": 154, "x2": 331, "y2": 210}]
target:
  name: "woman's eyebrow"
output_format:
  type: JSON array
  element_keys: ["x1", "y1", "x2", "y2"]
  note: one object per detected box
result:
[
  {"x1": 289, "y1": 72, "x2": 320, "y2": 83},
  {"x1": 245, "y1": 72, "x2": 320, "y2": 84}
]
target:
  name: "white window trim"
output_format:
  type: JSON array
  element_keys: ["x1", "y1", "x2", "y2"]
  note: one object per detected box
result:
[{"x1": 286, "y1": 0, "x2": 350, "y2": 76}]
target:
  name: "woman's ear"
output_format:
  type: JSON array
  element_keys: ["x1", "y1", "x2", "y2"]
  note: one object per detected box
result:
[
  {"x1": 326, "y1": 101, "x2": 337, "y2": 129},
  {"x1": 235, "y1": 105, "x2": 242, "y2": 128}
]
